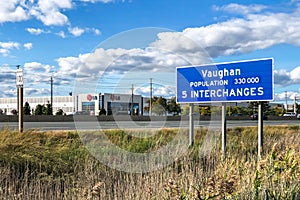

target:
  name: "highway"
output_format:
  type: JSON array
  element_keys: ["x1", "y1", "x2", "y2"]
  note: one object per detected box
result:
[{"x1": 0, "y1": 120, "x2": 299, "y2": 131}]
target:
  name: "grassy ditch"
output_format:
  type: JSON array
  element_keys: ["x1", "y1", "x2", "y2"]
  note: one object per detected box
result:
[{"x1": 0, "y1": 126, "x2": 299, "y2": 199}]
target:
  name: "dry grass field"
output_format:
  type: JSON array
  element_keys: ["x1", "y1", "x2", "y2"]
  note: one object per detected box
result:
[{"x1": 0, "y1": 126, "x2": 299, "y2": 199}]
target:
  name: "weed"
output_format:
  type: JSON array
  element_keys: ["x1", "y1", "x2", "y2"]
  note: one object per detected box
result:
[{"x1": 0, "y1": 126, "x2": 299, "y2": 199}]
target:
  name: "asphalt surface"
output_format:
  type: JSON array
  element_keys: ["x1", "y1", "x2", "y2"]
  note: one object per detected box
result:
[{"x1": 0, "y1": 120, "x2": 299, "y2": 131}]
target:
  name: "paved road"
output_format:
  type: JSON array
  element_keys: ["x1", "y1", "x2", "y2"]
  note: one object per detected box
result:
[{"x1": 0, "y1": 120, "x2": 299, "y2": 131}]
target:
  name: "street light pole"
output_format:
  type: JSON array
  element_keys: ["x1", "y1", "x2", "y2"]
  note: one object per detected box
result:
[
  {"x1": 16, "y1": 65, "x2": 23, "y2": 133},
  {"x1": 18, "y1": 86, "x2": 23, "y2": 132},
  {"x1": 51, "y1": 76, "x2": 53, "y2": 115},
  {"x1": 149, "y1": 78, "x2": 152, "y2": 116}
]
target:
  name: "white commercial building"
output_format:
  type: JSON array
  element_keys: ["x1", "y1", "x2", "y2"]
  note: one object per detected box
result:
[{"x1": 0, "y1": 93, "x2": 147, "y2": 116}]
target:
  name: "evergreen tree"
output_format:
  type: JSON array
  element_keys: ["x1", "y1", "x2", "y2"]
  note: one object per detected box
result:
[
  {"x1": 167, "y1": 97, "x2": 181, "y2": 115},
  {"x1": 11, "y1": 109, "x2": 18, "y2": 115},
  {"x1": 56, "y1": 109, "x2": 64, "y2": 115},
  {"x1": 23, "y1": 102, "x2": 31, "y2": 115},
  {"x1": 34, "y1": 104, "x2": 44, "y2": 115},
  {"x1": 148, "y1": 96, "x2": 168, "y2": 116},
  {"x1": 248, "y1": 101, "x2": 270, "y2": 115},
  {"x1": 44, "y1": 102, "x2": 53, "y2": 115},
  {"x1": 99, "y1": 108, "x2": 106, "y2": 115}
]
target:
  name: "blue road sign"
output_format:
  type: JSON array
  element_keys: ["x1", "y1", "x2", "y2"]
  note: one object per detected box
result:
[{"x1": 176, "y1": 58, "x2": 274, "y2": 103}]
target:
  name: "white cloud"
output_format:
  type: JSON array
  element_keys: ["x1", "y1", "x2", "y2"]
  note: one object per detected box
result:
[
  {"x1": 37, "y1": 0, "x2": 73, "y2": 11},
  {"x1": 2, "y1": 3, "x2": 300, "y2": 97},
  {"x1": 0, "y1": 0, "x2": 72, "y2": 26},
  {"x1": 34, "y1": 10, "x2": 69, "y2": 26},
  {"x1": 0, "y1": 49, "x2": 10, "y2": 56},
  {"x1": 275, "y1": 91, "x2": 299, "y2": 102},
  {"x1": 0, "y1": 41, "x2": 20, "y2": 56},
  {"x1": 34, "y1": 3, "x2": 298, "y2": 96},
  {"x1": 32, "y1": 0, "x2": 72, "y2": 26},
  {"x1": 0, "y1": 0, "x2": 119, "y2": 27},
  {"x1": 93, "y1": 28, "x2": 101, "y2": 35},
  {"x1": 57, "y1": 31, "x2": 66, "y2": 38},
  {"x1": 25, "y1": 87, "x2": 50, "y2": 97},
  {"x1": 51, "y1": 4, "x2": 300, "y2": 97},
  {"x1": 24, "y1": 43, "x2": 33, "y2": 50},
  {"x1": 274, "y1": 69, "x2": 292, "y2": 86},
  {"x1": 148, "y1": 9, "x2": 300, "y2": 58},
  {"x1": 54, "y1": 7, "x2": 300, "y2": 89},
  {"x1": 26, "y1": 28, "x2": 44, "y2": 35},
  {"x1": 213, "y1": 3, "x2": 267, "y2": 15},
  {"x1": 68, "y1": 26, "x2": 85, "y2": 37},
  {"x1": 56, "y1": 55, "x2": 83, "y2": 79},
  {"x1": 274, "y1": 66, "x2": 300, "y2": 87},
  {"x1": 67, "y1": 27, "x2": 101, "y2": 37},
  {"x1": 21, "y1": 62, "x2": 59, "y2": 96},
  {"x1": 0, "y1": 41, "x2": 20, "y2": 49},
  {"x1": 80, "y1": 0, "x2": 115, "y2": 3},
  {"x1": 24, "y1": 62, "x2": 53, "y2": 73},
  {"x1": 135, "y1": 85, "x2": 175, "y2": 98},
  {"x1": 290, "y1": 67, "x2": 300, "y2": 81},
  {"x1": 0, "y1": 1, "x2": 30, "y2": 23},
  {"x1": 0, "y1": 66, "x2": 22, "y2": 97},
  {"x1": 88, "y1": 28, "x2": 101, "y2": 35},
  {"x1": 0, "y1": 41, "x2": 33, "y2": 56}
]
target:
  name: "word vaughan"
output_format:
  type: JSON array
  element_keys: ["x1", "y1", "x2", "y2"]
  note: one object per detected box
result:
[{"x1": 202, "y1": 68, "x2": 241, "y2": 79}]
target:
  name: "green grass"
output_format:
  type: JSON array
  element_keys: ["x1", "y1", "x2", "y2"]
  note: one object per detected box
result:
[{"x1": 0, "y1": 126, "x2": 299, "y2": 199}]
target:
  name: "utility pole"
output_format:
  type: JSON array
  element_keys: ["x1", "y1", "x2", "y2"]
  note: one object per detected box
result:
[
  {"x1": 285, "y1": 91, "x2": 288, "y2": 111},
  {"x1": 294, "y1": 96, "x2": 297, "y2": 114},
  {"x1": 150, "y1": 78, "x2": 152, "y2": 116},
  {"x1": 131, "y1": 84, "x2": 134, "y2": 115},
  {"x1": 50, "y1": 76, "x2": 53, "y2": 115}
]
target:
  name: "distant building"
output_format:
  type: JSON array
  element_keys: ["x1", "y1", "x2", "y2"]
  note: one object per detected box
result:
[
  {"x1": 0, "y1": 96, "x2": 73, "y2": 115},
  {"x1": 0, "y1": 93, "x2": 147, "y2": 116}
]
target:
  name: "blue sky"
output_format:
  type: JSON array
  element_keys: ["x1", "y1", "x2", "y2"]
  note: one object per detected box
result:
[{"x1": 1, "y1": 0, "x2": 300, "y2": 103}]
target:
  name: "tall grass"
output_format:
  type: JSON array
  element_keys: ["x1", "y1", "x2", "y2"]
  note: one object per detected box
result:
[{"x1": 0, "y1": 126, "x2": 299, "y2": 199}]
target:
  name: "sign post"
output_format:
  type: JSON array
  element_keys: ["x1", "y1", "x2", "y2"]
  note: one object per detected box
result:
[
  {"x1": 221, "y1": 103, "x2": 226, "y2": 158},
  {"x1": 176, "y1": 58, "x2": 274, "y2": 158},
  {"x1": 189, "y1": 103, "x2": 194, "y2": 146},
  {"x1": 16, "y1": 67, "x2": 24, "y2": 133},
  {"x1": 258, "y1": 102, "x2": 263, "y2": 159}
]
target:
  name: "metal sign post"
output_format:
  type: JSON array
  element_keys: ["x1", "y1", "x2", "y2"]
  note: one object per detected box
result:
[
  {"x1": 258, "y1": 102, "x2": 263, "y2": 160},
  {"x1": 221, "y1": 103, "x2": 227, "y2": 158},
  {"x1": 189, "y1": 103, "x2": 194, "y2": 146},
  {"x1": 16, "y1": 67, "x2": 24, "y2": 133}
]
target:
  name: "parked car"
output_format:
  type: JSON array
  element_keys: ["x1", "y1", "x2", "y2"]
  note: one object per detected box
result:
[
  {"x1": 250, "y1": 113, "x2": 268, "y2": 120},
  {"x1": 231, "y1": 113, "x2": 244, "y2": 117},
  {"x1": 74, "y1": 111, "x2": 90, "y2": 115},
  {"x1": 297, "y1": 114, "x2": 300, "y2": 120},
  {"x1": 283, "y1": 112, "x2": 297, "y2": 117}
]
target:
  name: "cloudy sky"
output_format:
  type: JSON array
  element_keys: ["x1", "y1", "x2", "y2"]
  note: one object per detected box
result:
[{"x1": 1, "y1": 0, "x2": 300, "y2": 103}]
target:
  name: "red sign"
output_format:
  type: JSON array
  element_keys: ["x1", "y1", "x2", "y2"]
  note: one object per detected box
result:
[{"x1": 87, "y1": 94, "x2": 92, "y2": 101}]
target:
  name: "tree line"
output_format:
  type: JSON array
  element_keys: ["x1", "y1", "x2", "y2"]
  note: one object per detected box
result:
[
  {"x1": 0, "y1": 101, "x2": 57, "y2": 116},
  {"x1": 23, "y1": 101, "x2": 56, "y2": 115},
  {"x1": 1, "y1": 97, "x2": 298, "y2": 116}
]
